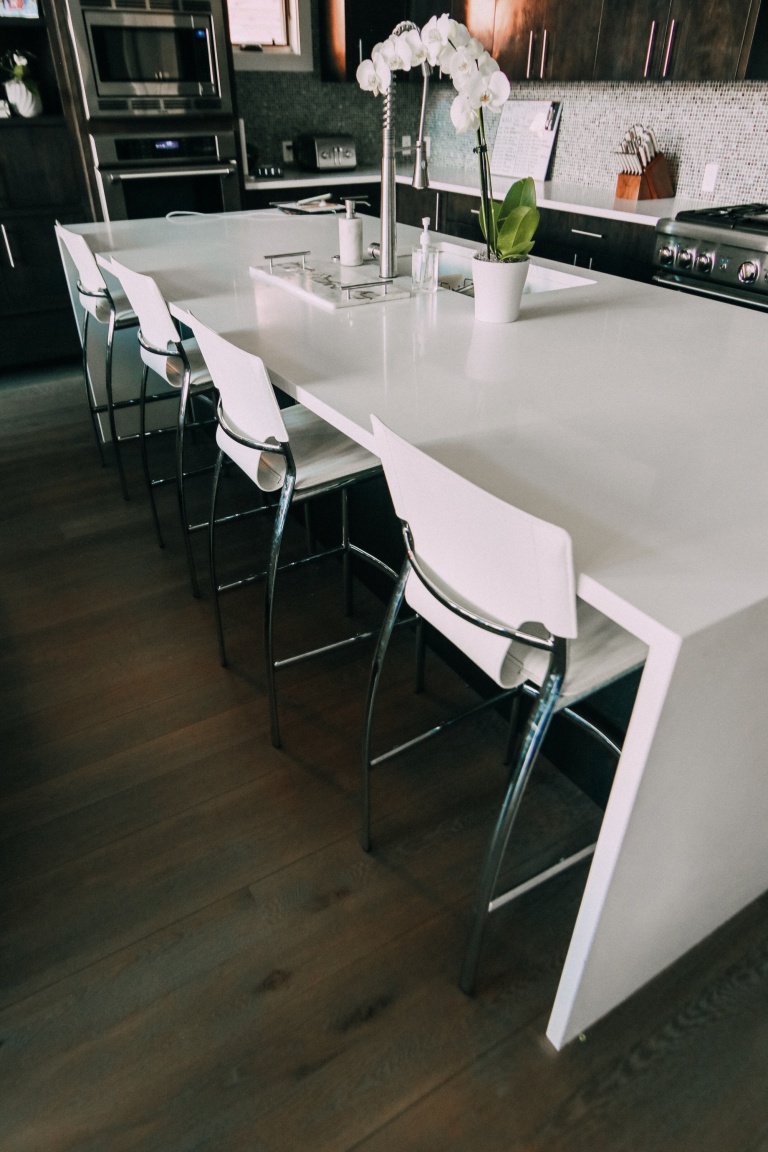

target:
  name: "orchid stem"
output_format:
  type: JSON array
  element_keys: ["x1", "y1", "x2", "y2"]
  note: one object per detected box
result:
[{"x1": 477, "y1": 109, "x2": 493, "y2": 260}]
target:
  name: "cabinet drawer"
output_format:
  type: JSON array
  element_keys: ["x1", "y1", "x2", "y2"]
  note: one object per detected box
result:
[{"x1": 536, "y1": 207, "x2": 657, "y2": 272}]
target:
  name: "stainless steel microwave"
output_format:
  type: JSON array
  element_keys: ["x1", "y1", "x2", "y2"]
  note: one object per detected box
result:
[{"x1": 65, "y1": 0, "x2": 233, "y2": 119}]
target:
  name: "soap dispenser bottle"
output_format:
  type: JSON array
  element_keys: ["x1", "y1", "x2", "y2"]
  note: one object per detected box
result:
[
  {"x1": 412, "y1": 216, "x2": 438, "y2": 292},
  {"x1": 339, "y1": 199, "x2": 363, "y2": 266}
]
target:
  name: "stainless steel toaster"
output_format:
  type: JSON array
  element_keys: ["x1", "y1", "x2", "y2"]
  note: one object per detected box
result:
[{"x1": 293, "y1": 134, "x2": 357, "y2": 171}]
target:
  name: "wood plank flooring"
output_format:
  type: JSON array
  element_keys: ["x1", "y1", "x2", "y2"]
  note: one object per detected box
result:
[{"x1": 1, "y1": 363, "x2": 768, "y2": 1151}]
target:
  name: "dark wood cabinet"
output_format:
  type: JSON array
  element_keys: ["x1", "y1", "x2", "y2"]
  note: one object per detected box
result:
[
  {"x1": 451, "y1": 0, "x2": 497, "y2": 50},
  {"x1": 492, "y1": 0, "x2": 603, "y2": 81},
  {"x1": 595, "y1": 0, "x2": 761, "y2": 80},
  {"x1": 533, "y1": 207, "x2": 657, "y2": 281},
  {"x1": 594, "y1": 0, "x2": 670, "y2": 80},
  {"x1": 319, "y1": 0, "x2": 407, "y2": 82},
  {"x1": 663, "y1": 0, "x2": 756, "y2": 80}
]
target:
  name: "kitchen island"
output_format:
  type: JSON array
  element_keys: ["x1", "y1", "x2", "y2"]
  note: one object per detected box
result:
[{"x1": 58, "y1": 210, "x2": 768, "y2": 1049}]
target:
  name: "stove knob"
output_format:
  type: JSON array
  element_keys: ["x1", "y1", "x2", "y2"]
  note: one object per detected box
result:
[
  {"x1": 738, "y1": 260, "x2": 759, "y2": 284},
  {"x1": 677, "y1": 249, "x2": 694, "y2": 270},
  {"x1": 658, "y1": 245, "x2": 675, "y2": 266},
  {"x1": 696, "y1": 253, "x2": 713, "y2": 273}
]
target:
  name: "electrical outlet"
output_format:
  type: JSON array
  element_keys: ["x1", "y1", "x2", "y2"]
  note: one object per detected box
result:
[
  {"x1": 425, "y1": 135, "x2": 431, "y2": 159},
  {"x1": 701, "y1": 162, "x2": 718, "y2": 194},
  {"x1": 402, "y1": 134, "x2": 412, "y2": 153},
  {"x1": 282, "y1": 140, "x2": 294, "y2": 164}
]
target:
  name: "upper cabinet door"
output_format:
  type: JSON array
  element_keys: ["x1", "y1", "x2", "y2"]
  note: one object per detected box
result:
[
  {"x1": 539, "y1": 0, "x2": 604, "y2": 79},
  {"x1": 492, "y1": 0, "x2": 602, "y2": 81},
  {"x1": 320, "y1": 0, "x2": 407, "y2": 81},
  {"x1": 662, "y1": 0, "x2": 756, "y2": 80},
  {"x1": 492, "y1": 0, "x2": 545, "y2": 79},
  {"x1": 451, "y1": 0, "x2": 497, "y2": 51},
  {"x1": 594, "y1": 1, "x2": 672, "y2": 80}
]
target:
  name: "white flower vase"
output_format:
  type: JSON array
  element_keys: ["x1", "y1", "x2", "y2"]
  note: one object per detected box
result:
[
  {"x1": 5, "y1": 80, "x2": 43, "y2": 118},
  {"x1": 472, "y1": 254, "x2": 529, "y2": 324}
]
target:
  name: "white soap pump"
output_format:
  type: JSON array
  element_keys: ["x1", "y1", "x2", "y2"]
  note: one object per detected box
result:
[
  {"x1": 412, "y1": 215, "x2": 438, "y2": 292},
  {"x1": 339, "y1": 198, "x2": 363, "y2": 266}
]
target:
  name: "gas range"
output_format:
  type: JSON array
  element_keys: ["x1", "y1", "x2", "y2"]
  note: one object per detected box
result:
[{"x1": 653, "y1": 203, "x2": 768, "y2": 309}]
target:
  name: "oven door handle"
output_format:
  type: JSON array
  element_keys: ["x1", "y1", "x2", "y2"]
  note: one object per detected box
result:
[{"x1": 106, "y1": 164, "x2": 236, "y2": 182}]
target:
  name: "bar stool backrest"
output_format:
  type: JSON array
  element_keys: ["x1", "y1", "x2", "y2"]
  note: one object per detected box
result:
[
  {"x1": 371, "y1": 415, "x2": 578, "y2": 641},
  {"x1": 109, "y1": 259, "x2": 181, "y2": 353},
  {"x1": 55, "y1": 225, "x2": 107, "y2": 297},
  {"x1": 186, "y1": 313, "x2": 290, "y2": 455}
]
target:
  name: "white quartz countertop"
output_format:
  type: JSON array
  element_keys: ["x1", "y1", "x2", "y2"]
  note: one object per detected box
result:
[
  {"x1": 245, "y1": 162, "x2": 709, "y2": 225},
  {"x1": 402, "y1": 164, "x2": 711, "y2": 226},
  {"x1": 78, "y1": 209, "x2": 768, "y2": 643}
]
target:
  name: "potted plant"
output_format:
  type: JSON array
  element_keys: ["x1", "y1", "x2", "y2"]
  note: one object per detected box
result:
[
  {"x1": 357, "y1": 13, "x2": 539, "y2": 323},
  {"x1": 1, "y1": 51, "x2": 43, "y2": 118},
  {"x1": 472, "y1": 176, "x2": 540, "y2": 323}
]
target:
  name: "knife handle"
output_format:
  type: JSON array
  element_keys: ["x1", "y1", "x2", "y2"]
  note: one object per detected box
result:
[{"x1": 643, "y1": 20, "x2": 656, "y2": 77}]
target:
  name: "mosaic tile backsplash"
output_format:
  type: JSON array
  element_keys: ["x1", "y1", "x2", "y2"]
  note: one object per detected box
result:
[{"x1": 236, "y1": 13, "x2": 768, "y2": 205}]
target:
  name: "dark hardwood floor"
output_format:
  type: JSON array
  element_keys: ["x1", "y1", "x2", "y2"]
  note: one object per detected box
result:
[{"x1": 1, "y1": 363, "x2": 768, "y2": 1151}]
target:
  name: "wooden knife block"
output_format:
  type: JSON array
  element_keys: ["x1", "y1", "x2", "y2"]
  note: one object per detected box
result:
[{"x1": 615, "y1": 153, "x2": 674, "y2": 201}]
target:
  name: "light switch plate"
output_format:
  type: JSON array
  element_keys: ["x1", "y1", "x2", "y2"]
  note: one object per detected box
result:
[
  {"x1": 282, "y1": 140, "x2": 294, "y2": 163},
  {"x1": 701, "y1": 162, "x2": 718, "y2": 194}
]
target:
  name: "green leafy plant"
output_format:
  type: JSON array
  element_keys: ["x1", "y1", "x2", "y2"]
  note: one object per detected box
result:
[
  {"x1": 478, "y1": 176, "x2": 540, "y2": 263},
  {"x1": 0, "y1": 50, "x2": 40, "y2": 96}
]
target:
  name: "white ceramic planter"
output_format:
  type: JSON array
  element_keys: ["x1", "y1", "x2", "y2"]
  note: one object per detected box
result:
[
  {"x1": 472, "y1": 254, "x2": 529, "y2": 324},
  {"x1": 5, "y1": 80, "x2": 43, "y2": 118}
]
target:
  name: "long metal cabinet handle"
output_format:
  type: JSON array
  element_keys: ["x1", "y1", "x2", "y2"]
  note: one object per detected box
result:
[
  {"x1": 107, "y1": 165, "x2": 236, "y2": 182},
  {"x1": 540, "y1": 28, "x2": 548, "y2": 78},
  {"x1": 572, "y1": 228, "x2": 603, "y2": 238},
  {"x1": 0, "y1": 223, "x2": 14, "y2": 268},
  {"x1": 644, "y1": 20, "x2": 656, "y2": 76},
  {"x1": 526, "y1": 30, "x2": 534, "y2": 78},
  {"x1": 662, "y1": 18, "x2": 676, "y2": 77}
]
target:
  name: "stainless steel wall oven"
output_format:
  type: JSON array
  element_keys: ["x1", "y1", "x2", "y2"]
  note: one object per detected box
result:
[
  {"x1": 91, "y1": 128, "x2": 239, "y2": 220},
  {"x1": 65, "y1": 0, "x2": 233, "y2": 118}
]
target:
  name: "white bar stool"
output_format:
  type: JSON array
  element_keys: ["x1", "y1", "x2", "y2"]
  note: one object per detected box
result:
[
  {"x1": 364, "y1": 416, "x2": 648, "y2": 995},
  {"x1": 185, "y1": 313, "x2": 395, "y2": 749},
  {"x1": 108, "y1": 259, "x2": 217, "y2": 598},
  {"x1": 55, "y1": 224, "x2": 138, "y2": 500}
]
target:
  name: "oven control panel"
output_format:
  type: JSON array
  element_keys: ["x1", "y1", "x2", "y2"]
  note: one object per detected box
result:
[{"x1": 653, "y1": 227, "x2": 768, "y2": 301}]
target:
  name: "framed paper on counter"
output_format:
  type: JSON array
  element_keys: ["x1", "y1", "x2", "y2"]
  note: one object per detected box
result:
[{"x1": 491, "y1": 100, "x2": 562, "y2": 182}]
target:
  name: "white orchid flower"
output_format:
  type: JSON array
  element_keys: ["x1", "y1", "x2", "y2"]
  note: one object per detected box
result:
[
  {"x1": 450, "y1": 92, "x2": 480, "y2": 134},
  {"x1": 465, "y1": 68, "x2": 510, "y2": 114},
  {"x1": 378, "y1": 32, "x2": 414, "y2": 72},
  {"x1": 13, "y1": 54, "x2": 27, "y2": 67},
  {"x1": 404, "y1": 27, "x2": 428, "y2": 67},
  {"x1": 356, "y1": 55, "x2": 391, "y2": 95},
  {"x1": 438, "y1": 14, "x2": 469, "y2": 46},
  {"x1": 478, "y1": 52, "x2": 500, "y2": 76},
  {"x1": 449, "y1": 45, "x2": 478, "y2": 89},
  {"x1": 438, "y1": 41, "x2": 456, "y2": 72},
  {"x1": 466, "y1": 37, "x2": 485, "y2": 59},
  {"x1": 420, "y1": 16, "x2": 445, "y2": 65}
]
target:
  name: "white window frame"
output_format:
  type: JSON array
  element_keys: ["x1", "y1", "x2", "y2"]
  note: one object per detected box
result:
[{"x1": 232, "y1": 0, "x2": 314, "y2": 73}]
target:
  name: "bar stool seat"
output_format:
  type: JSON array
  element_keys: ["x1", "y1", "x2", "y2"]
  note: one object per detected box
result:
[
  {"x1": 85, "y1": 289, "x2": 135, "y2": 328},
  {"x1": 220, "y1": 403, "x2": 380, "y2": 494},
  {"x1": 141, "y1": 339, "x2": 212, "y2": 391}
]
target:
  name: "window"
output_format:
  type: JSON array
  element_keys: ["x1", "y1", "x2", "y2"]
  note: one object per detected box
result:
[{"x1": 230, "y1": 0, "x2": 313, "y2": 72}]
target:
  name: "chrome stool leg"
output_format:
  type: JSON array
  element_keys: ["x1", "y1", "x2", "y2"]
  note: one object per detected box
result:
[
  {"x1": 360, "y1": 561, "x2": 410, "y2": 852},
  {"x1": 265, "y1": 470, "x2": 298, "y2": 749},
  {"x1": 104, "y1": 305, "x2": 130, "y2": 502},
  {"x1": 140, "y1": 363, "x2": 164, "y2": 549},
  {"x1": 459, "y1": 640, "x2": 566, "y2": 996},
  {"x1": 209, "y1": 449, "x2": 227, "y2": 668},
  {"x1": 81, "y1": 310, "x2": 106, "y2": 466},
  {"x1": 175, "y1": 364, "x2": 200, "y2": 598}
]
